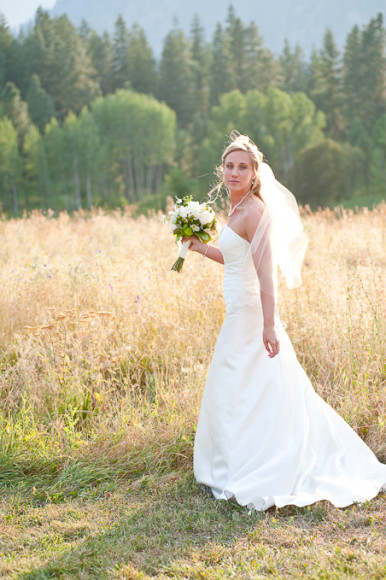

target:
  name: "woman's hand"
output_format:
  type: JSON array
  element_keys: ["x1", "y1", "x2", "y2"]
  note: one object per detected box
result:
[
  {"x1": 182, "y1": 236, "x2": 205, "y2": 254},
  {"x1": 263, "y1": 326, "x2": 280, "y2": 358}
]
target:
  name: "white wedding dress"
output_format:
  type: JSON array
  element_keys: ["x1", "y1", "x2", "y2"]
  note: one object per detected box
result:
[{"x1": 193, "y1": 225, "x2": 386, "y2": 511}]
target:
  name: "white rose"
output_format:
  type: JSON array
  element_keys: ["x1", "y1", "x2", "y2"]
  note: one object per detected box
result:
[
  {"x1": 179, "y1": 206, "x2": 188, "y2": 219},
  {"x1": 189, "y1": 202, "x2": 201, "y2": 217},
  {"x1": 199, "y1": 210, "x2": 214, "y2": 225}
]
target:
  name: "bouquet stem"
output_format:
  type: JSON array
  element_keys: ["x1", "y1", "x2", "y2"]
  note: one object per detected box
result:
[{"x1": 171, "y1": 240, "x2": 191, "y2": 272}]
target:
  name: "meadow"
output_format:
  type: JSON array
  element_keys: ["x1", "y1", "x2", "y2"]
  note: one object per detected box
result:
[{"x1": 0, "y1": 204, "x2": 385, "y2": 579}]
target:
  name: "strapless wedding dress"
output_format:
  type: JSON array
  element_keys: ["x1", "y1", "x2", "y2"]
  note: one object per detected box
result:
[{"x1": 193, "y1": 225, "x2": 386, "y2": 511}]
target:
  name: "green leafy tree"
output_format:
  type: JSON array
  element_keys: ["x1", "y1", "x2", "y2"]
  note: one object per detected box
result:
[
  {"x1": 1, "y1": 82, "x2": 31, "y2": 146},
  {"x1": 195, "y1": 88, "x2": 325, "y2": 191},
  {"x1": 291, "y1": 139, "x2": 347, "y2": 206},
  {"x1": 371, "y1": 113, "x2": 386, "y2": 196},
  {"x1": 23, "y1": 124, "x2": 42, "y2": 208},
  {"x1": 63, "y1": 108, "x2": 101, "y2": 209},
  {"x1": 77, "y1": 108, "x2": 101, "y2": 208},
  {"x1": 43, "y1": 117, "x2": 71, "y2": 209},
  {"x1": 0, "y1": 117, "x2": 21, "y2": 212},
  {"x1": 341, "y1": 143, "x2": 367, "y2": 199},
  {"x1": 91, "y1": 90, "x2": 176, "y2": 202},
  {"x1": 348, "y1": 117, "x2": 372, "y2": 190},
  {"x1": 64, "y1": 112, "x2": 83, "y2": 209},
  {"x1": 26, "y1": 74, "x2": 55, "y2": 132}
]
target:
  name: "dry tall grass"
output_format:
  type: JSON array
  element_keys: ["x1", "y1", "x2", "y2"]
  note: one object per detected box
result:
[{"x1": 0, "y1": 205, "x2": 384, "y2": 488}]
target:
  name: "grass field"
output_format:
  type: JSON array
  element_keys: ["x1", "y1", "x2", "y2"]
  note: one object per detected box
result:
[{"x1": 0, "y1": 204, "x2": 385, "y2": 578}]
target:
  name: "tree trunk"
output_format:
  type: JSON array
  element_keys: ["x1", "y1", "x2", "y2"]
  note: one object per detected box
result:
[
  {"x1": 73, "y1": 154, "x2": 81, "y2": 209},
  {"x1": 86, "y1": 172, "x2": 93, "y2": 209},
  {"x1": 155, "y1": 165, "x2": 163, "y2": 195},
  {"x1": 125, "y1": 153, "x2": 136, "y2": 203},
  {"x1": 11, "y1": 179, "x2": 18, "y2": 214},
  {"x1": 146, "y1": 164, "x2": 152, "y2": 196},
  {"x1": 133, "y1": 154, "x2": 143, "y2": 200}
]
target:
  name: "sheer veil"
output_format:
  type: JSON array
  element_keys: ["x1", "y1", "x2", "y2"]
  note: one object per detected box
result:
[
  {"x1": 230, "y1": 162, "x2": 308, "y2": 298},
  {"x1": 258, "y1": 162, "x2": 308, "y2": 290}
]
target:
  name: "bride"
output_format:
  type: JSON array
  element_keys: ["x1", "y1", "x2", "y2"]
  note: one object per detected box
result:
[{"x1": 183, "y1": 132, "x2": 386, "y2": 511}]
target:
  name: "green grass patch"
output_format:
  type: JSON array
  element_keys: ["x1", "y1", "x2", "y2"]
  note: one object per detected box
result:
[{"x1": 0, "y1": 471, "x2": 385, "y2": 579}]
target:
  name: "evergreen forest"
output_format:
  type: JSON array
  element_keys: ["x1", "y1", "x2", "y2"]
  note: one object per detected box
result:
[{"x1": 0, "y1": 6, "x2": 385, "y2": 214}]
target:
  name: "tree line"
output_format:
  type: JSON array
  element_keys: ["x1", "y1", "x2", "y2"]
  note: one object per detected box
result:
[{"x1": 0, "y1": 5, "x2": 385, "y2": 213}]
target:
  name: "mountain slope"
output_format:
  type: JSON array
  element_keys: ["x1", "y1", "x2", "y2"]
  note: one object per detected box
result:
[{"x1": 49, "y1": 0, "x2": 385, "y2": 55}]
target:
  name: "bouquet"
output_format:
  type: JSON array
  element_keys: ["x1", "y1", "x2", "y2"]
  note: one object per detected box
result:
[{"x1": 168, "y1": 196, "x2": 218, "y2": 272}]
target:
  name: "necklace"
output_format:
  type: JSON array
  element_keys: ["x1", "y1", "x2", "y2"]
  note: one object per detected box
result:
[{"x1": 228, "y1": 190, "x2": 251, "y2": 216}]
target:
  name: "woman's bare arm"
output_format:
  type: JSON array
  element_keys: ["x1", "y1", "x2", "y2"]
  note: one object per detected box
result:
[
  {"x1": 183, "y1": 236, "x2": 224, "y2": 264},
  {"x1": 244, "y1": 203, "x2": 279, "y2": 357}
]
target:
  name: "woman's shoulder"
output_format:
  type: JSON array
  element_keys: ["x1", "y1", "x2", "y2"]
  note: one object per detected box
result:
[
  {"x1": 244, "y1": 195, "x2": 266, "y2": 223},
  {"x1": 243, "y1": 196, "x2": 269, "y2": 241}
]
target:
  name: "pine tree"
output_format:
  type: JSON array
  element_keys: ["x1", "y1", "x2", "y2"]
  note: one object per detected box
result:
[
  {"x1": 209, "y1": 23, "x2": 232, "y2": 107},
  {"x1": 360, "y1": 14, "x2": 386, "y2": 131},
  {"x1": 112, "y1": 15, "x2": 130, "y2": 90},
  {"x1": 343, "y1": 15, "x2": 386, "y2": 133},
  {"x1": 225, "y1": 8, "x2": 246, "y2": 91},
  {"x1": 224, "y1": 10, "x2": 279, "y2": 94},
  {"x1": 126, "y1": 24, "x2": 157, "y2": 95},
  {"x1": 190, "y1": 14, "x2": 209, "y2": 114},
  {"x1": 78, "y1": 19, "x2": 92, "y2": 43},
  {"x1": 0, "y1": 15, "x2": 13, "y2": 90},
  {"x1": 88, "y1": 31, "x2": 115, "y2": 96},
  {"x1": 247, "y1": 30, "x2": 279, "y2": 93},
  {"x1": 26, "y1": 74, "x2": 55, "y2": 133},
  {"x1": 309, "y1": 29, "x2": 344, "y2": 139},
  {"x1": 26, "y1": 9, "x2": 100, "y2": 118},
  {"x1": 279, "y1": 40, "x2": 309, "y2": 93},
  {"x1": 157, "y1": 27, "x2": 195, "y2": 127},
  {"x1": 243, "y1": 23, "x2": 264, "y2": 91},
  {"x1": 343, "y1": 25, "x2": 364, "y2": 127}
]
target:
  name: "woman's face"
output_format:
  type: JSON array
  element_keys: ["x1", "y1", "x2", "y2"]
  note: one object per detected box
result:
[{"x1": 223, "y1": 150, "x2": 255, "y2": 196}]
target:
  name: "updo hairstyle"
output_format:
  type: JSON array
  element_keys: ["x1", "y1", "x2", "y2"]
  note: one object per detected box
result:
[{"x1": 209, "y1": 131, "x2": 264, "y2": 202}]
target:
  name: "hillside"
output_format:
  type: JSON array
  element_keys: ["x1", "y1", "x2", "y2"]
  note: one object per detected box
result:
[{"x1": 49, "y1": 0, "x2": 386, "y2": 55}]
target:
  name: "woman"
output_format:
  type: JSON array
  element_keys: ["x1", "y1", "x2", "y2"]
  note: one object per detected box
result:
[{"x1": 184, "y1": 132, "x2": 386, "y2": 511}]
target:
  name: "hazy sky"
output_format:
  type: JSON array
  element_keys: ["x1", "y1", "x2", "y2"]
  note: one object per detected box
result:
[{"x1": 0, "y1": 1, "x2": 55, "y2": 29}]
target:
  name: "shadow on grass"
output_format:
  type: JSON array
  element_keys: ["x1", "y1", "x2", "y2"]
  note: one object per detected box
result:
[
  {"x1": 7, "y1": 471, "x2": 385, "y2": 579},
  {"x1": 15, "y1": 473, "x2": 268, "y2": 579}
]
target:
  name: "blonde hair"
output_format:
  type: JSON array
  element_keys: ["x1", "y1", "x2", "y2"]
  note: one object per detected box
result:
[{"x1": 209, "y1": 131, "x2": 264, "y2": 202}]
